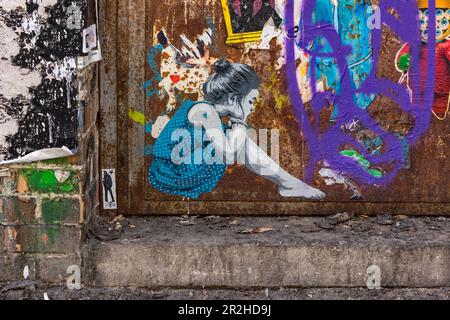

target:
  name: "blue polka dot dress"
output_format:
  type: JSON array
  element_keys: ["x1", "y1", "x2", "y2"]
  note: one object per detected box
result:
[{"x1": 149, "y1": 100, "x2": 227, "y2": 199}]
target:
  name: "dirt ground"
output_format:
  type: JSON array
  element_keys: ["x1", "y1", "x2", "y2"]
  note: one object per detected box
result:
[
  {"x1": 88, "y1": 214, "x2": 450, "y2": 246},
  {"x1": 1, "y1": 284, "x2": 449, "y2": 300}
]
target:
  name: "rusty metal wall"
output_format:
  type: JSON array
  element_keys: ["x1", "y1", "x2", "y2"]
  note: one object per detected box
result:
[{"x1": 99, "y1": 0, "x2": 449, "y2": 215}]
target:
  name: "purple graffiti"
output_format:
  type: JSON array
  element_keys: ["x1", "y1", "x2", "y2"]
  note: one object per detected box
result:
[{"x1": 284, "y1": 0, "x2": 436, "y2": 187}]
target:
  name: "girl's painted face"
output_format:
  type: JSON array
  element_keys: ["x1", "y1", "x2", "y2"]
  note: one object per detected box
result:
[
  {"x1": 223, "y1": 89, "x2": 260, "y2": 122},
  {"x1": 240, "y1": 89, "x2": 260, "y2": 121}
]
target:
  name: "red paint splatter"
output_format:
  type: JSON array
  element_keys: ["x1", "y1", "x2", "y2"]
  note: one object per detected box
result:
[{"x1": 170, "y1": 75, "x2": 181, "y2": 84}]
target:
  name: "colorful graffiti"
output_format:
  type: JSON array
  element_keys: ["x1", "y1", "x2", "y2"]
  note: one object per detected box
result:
[
  {"x1": 395, "y1": 0, "x2": 450, "y2": 120},
  {"x1": 129, "y1": 0, "x2": 446, "y2": 201},
  {"x1": 142, "y1": 29, "x2": 216, "y2": 112},
  {"x1": 284, "y1": 0, "x2": 437, "y2": 188}
]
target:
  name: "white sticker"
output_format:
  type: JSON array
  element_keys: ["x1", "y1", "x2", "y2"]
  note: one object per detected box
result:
[
  {"x1": 82, "y1": 24, "x2": 98, "y2": 54},
  {"x1": 102, "y1": 169, "x2": 117, "y2": 210}
]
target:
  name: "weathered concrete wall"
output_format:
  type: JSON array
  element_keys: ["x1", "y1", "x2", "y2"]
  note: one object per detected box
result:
[
  {"x1": 0, "y1": 1, "x2": 99, "y2": 284},
  {"x1": 90, "y1": 216, "x2": 450, "y2": 289}
]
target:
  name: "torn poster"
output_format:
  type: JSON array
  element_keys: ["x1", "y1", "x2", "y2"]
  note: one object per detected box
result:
[
  {"x1": 0, "y1": 147, "x2": 74, "y2": 165},
  {"x1": 0, "y1": 0, "x2": 89, "y2": 164},
  {"x1": 221, "y1": 0, "x2": 283, "y2": 44},
  {"x1": 77, "y1": 0, "x2": 102, "y2": 70}
]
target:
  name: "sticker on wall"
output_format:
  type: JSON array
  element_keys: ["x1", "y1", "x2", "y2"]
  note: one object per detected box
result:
[
  {"x1": 102, "y1": 169, "x2": 117, "y2": 210},
  {"x1": 221, "y1": 0, "x2": 282, "y2": 44},
  {"x1": 82, "y1": 24, "x2": 98, "y2": 53},
  {"x1": 77, "y1": 0, "x2": 102, "y2": 70}
]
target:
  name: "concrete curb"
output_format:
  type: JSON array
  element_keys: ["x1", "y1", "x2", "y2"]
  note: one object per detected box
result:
[{"x1": 90, "y1": 217, "x2": 450, "y2": 288}]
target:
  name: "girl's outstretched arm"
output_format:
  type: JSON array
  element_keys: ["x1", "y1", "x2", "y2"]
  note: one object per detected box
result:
[{"x1": 244, "y1": 137, "x2": 325, "y2": 199}]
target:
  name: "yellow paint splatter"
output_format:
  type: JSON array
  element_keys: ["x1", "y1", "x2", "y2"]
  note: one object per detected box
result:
[
  {"x1": 274, "y1": 94, "x2": 289, "y2": 110},
  {"x1": 266, "y1": 67, "x2": 289, "y2": 110},
  {"x1": 128, "y1": 109, "x2": 146, "y2": 126}
]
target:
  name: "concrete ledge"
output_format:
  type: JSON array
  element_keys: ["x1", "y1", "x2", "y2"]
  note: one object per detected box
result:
[{"x1": 91, "y1": 216, "x2": 450, "y2": 288}]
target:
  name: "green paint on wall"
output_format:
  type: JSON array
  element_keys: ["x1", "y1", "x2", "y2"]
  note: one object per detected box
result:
[
  {"x1": 128, "y1": 109, "x2": 146, "y2": 126},
  {"x1": 340, "y1": 150, "x2": 383, "y2": 178},
  {"x1": 21, "y1": 169, "x2": 79, "y2": 194},
  {"x1": 42, "y1": 199, "x2": 72, "y2": 224}
]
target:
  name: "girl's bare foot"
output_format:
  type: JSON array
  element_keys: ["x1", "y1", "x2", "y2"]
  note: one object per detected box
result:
[{"x1": 278, "y1": 179, "x2": 326, "y2": 200}]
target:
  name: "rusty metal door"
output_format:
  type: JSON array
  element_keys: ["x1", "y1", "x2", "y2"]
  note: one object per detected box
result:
[{"x1": 99, "y1": 0, "x2": 449, "y2": 215}]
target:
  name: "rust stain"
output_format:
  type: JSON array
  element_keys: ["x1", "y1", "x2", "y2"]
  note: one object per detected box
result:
[{"x1": 42, "y1": 233, "x2": 49, "y2": 247}]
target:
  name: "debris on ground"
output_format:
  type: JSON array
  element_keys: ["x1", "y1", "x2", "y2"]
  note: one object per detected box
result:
[
  {"x1": 228, "y1": 219, "x2": 241, "y2": 226},
  {"x1": 179, "y1": 219, "x2": 196, "y2": 226},
  {"x1": 315, "y1": 213, "x2": 355, "y2": 231},
  {"x1": 204, "y1": 216, "x2": 224, "y2": 224},
  {"x1": 349, "y1": 221, "x2": 372, "y2": 233},
  {"x1": 391, "y1": 219, "x2": 417, "y2": 233},
  {"x1": 179, "y1": 215, "x2": 198, "y2": 226},
  {"x1": 0, "y1": 280, "x2": 35, "y2": 293},
  {"x1": 237, "y1": 227, "x2": 274, "y2": 234},
  {"x1": 315, "y1": 219, "x2": 337, "y2": 230},
  {"x1": 377, "y1": 214, "x2": 394, "y2": 226},
  {"x1": 2, "y1": 216, "x2": 450, "y2": 300},
  {"x1": 330, "y1": 212, "x2": 354, "y2": 224},
  {"x1": 285, "y1": 219, "x2": 321, "y2": 233},
  {"x1": 87, "y1": 214, "x2": 127, "y2": 241}
]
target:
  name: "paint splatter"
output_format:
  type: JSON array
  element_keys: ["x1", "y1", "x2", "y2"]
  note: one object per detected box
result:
[{"x1": 284, "y1": 0, "x2": 436, "y2": 187}]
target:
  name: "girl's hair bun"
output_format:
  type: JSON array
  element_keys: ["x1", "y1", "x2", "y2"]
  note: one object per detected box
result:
[{"x1": 214, "y1": 59, "x2": 232, "y2": 74}]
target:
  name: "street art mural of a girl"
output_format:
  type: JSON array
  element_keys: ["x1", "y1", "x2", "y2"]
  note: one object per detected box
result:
[
  {"x1": 132, "y1": 0, "x2": 439, "y2": 201},
  {"x1": 148, "y1": 59, "x2": 326, "y2": 200}
]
